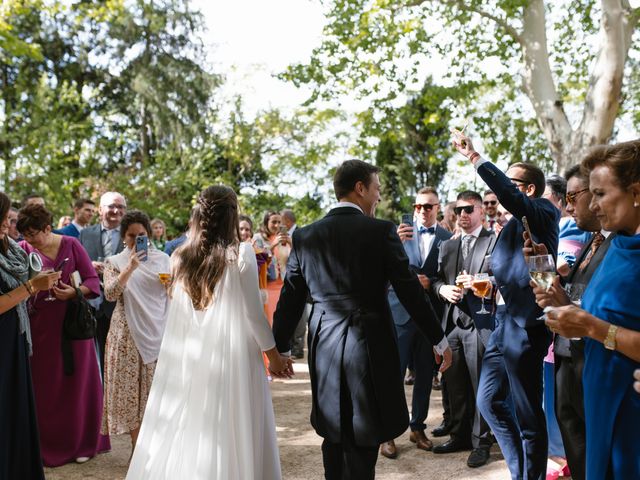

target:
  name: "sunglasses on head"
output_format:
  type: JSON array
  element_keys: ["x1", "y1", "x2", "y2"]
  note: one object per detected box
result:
[
  {"x1": 453, "y1": 205, "x2": 476, "y2": 215},
  {"x1": 483, "y1": 200, "x2": 497, "y2": 206},
  {"x1": 414, "y1": 203, "x2": 437, "y2": 211}
]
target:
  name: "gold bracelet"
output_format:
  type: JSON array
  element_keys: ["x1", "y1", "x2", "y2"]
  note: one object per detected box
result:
[{"x1": 23, "y1": 281, "x2": 34, "y2": 295}]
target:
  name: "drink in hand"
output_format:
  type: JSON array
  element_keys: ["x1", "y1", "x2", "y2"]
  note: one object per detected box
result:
[
  {"x1": 472, "y1": 279, "x2": 491, "y2": 298},
  {"x1": 158, "y1": 273, "x2": 171, "y2": 286},
  {"x1": 531, "y1": 271, "x2": 557, "y2": 291}
]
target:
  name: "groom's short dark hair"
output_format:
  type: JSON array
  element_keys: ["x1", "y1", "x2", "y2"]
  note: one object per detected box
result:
[{"x1": 333, "y1": 160, "x2": 379, "y2": 201}]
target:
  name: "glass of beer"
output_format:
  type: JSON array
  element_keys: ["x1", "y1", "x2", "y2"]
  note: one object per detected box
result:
[
  {"x1": 528, "y1": 255, "x2": 556, "y2": 291},
  {"x1": 158, "y1": 273, "x2": 171, "y2": 287},
  {"x1": 472, "y1": 272, "x2": 492, "y2": 314}
]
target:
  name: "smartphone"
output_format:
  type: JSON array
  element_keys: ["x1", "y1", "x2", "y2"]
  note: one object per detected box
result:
[
  {"x1": 401, "y1": 213, "x2": 413, "y2": 226},
  {"x1": 522, "y1": 216, "x2": 533, "y2": 241},
  {"x1": 54, "y1": 257, "x2": 69, "y2": 272},
  {"x1": 278, "y1": 225, "x2": 288, "y2": 235},
  {"x1": 136, "y1": 235, "x2": 149, "y2": 262}
]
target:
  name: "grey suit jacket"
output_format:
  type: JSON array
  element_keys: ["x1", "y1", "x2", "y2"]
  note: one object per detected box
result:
[{"x1": 79, "y1": 224, "x2": 124, "y2": 261}]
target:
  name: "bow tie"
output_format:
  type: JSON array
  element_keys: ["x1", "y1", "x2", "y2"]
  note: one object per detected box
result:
[{"x1": 418, "y1": 226, "x2": 436, "y2": 235}]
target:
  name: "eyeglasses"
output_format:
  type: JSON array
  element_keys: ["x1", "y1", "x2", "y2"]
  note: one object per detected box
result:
[
  {"x1": 22, "y1": 230, "x2": 43, "y2": 239},
  {"x1": 565, "y1": 188, "x2": 589, "y2": 205},
  {"x1": 106, "y1": 204, "x2": 126, "y2": 211},
  {"x1": 453, "y1": 205, "x2": 476, "y2": 215},
  {"x1": 483, "y1": 200, "x2": 497, "y2": 206},
  {"x1": 414, "y1": 203, "x2": 438, "y2": 211}
]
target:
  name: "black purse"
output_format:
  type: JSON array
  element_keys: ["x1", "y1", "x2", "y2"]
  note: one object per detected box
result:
[{"x1": 61, "y1": 288, "x2": 97, "y2": 375}]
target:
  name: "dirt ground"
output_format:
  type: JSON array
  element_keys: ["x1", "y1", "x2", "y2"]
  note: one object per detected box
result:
[{"x1": 45, "y1": 360, "x2": 515, "y2": 480}]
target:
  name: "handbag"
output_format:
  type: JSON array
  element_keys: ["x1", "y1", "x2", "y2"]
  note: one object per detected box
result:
[{"x1": 61, "y1": 288, "x2": 97, "y2": 375}]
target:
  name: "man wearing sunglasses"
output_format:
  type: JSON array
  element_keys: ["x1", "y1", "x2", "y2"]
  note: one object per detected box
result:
[
  {"x1": 483, "y1": 191, "x2": 502, "y2": 231},
  {"x1": 381, "y1": 186, "x2": 452, "y2": 459},
  {"x1": 452, "y1": 133, "x2": 559, "y2": 480},
  {"x1": 432, "y1": 190, "x2": 497, "y2": 467}
]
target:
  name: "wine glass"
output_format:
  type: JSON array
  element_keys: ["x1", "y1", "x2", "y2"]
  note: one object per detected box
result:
[
  {"x1": 158, "y1": 273, "x2": 171, "y2": 287},
  {"x1": 528, "y1": 255, "x2": 556, "y2": 291},
  {"x1": 472, "y1": 273, "x2": 492, "y2": 314},
  {"x1": 41, "y1": 267, "x2": 56, "y2": 302}
]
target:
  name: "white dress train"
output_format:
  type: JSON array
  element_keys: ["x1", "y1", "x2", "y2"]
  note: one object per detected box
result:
[{"x1": 126, "y1": 242, "x2": 282, "y2": 480}]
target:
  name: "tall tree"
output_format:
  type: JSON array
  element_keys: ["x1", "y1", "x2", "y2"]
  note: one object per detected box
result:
[{"x1": 284, "y1": 0, "x2": 640, "y2": 172}]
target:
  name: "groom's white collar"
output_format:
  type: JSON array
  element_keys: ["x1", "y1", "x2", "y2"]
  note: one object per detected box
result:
[{"x1": 332, "y1": 201, "x2": 364, "y2": 214}]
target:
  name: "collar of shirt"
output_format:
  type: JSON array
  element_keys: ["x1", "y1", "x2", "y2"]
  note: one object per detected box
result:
[
  {"x1": 101, "y1": 224, "x2": 120, "y2": 233},
  {"x1": 601, "y1": 229, "x2": 612, "y2": 238},
  {"x1": 333, "y1": 201, "x2": 364, "y2": 214},
  {"x1": 71, "y1": 220, "x2": 85, "y2": 233},
  {"x1": 462, "y1": 224, "x2": 484, "y2": 239}
]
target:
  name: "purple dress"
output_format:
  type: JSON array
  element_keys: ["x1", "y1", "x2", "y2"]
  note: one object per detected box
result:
[{"x1": 20, "y1": 236, "x2": 110, "y2": 467}]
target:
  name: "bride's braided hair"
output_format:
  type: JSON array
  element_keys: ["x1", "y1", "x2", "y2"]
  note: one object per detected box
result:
[{"x1": 172, "y1": 185, "x2": 240, "y2": 310}]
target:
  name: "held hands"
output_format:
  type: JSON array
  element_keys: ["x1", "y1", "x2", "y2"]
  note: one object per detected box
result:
[
  {"x1": 30, "y1": 271, "x2": 62, "y2": 292},
  {"x1": 397, "y1": 223, "x2": 413, "y2": 242},
  {"x1": 52, "y1": 281, "x2": 77, "y2": 301},
  {"x1": 268, "y1": 352, "x2": 294, "y2": 379},
  {"x1": 434, "y1": 346, "x2": 453, "y2": 373},
  {"x1": 530, "y1": 275, "x2": 570, "y2": 309}
]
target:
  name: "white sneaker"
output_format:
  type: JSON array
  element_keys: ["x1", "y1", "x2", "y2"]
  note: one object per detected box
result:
[{"x1": 75, "y1": 456, "x2": 91, "y2": 464}]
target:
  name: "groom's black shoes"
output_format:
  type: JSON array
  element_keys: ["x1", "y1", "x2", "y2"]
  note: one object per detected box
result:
[
  {"x1": 379, "y1": 440, "x2": 397, "y2": 459},
  {"x1": 433, "y1": 438, "x2": 472, "y2": 454}
]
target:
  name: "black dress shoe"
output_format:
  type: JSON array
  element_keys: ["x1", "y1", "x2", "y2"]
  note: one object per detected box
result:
[
  {"x1": 433, "y1": 439, "x2": 472, "y2": 454},
  {"x1": 467, "y1": 448, "x2": 490, "y2": 468},
  {"x1": 431, "y1": 422, "x2": 451, "y2": 438}
]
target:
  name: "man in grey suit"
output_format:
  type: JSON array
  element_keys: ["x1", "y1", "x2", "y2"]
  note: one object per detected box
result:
[
  {"x1": 79, "y1": 191, "x2": 126, "y2": 374},
  {"x1": 433, "y1": 190, "x2": 496, "y2": 467},
  {"x1": 381, "y1": 186, "x2": 452, "y2": 458}
]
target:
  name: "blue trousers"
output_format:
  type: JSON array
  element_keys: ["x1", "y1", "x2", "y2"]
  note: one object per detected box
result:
[{"x1": 477, "y1": 307, "x2": 550, "y2": 480}]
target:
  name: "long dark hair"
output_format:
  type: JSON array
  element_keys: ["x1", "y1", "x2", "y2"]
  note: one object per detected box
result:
[
  {"x1": 172, "y1": 186, "x2": 240, "y2": 310},
  {"x1": 259, "y1": 210, "x2": 279, "y2": 240},
  {"x1": 0, "y1": 192, "x2": 11, "y2": 254}
]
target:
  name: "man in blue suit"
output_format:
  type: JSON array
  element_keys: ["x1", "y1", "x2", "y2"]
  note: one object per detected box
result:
[
  {"x1": 452, "y1": 133, "x2": 559, "y2": 480},
  {"x1": 54, "y1": 198, "x2": 96, "y2": 238},
  {"x1": 381, "y1": 186, "x2": 452, "y2": 458}
]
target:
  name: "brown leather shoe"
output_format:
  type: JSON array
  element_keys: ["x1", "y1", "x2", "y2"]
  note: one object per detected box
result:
[
  {"x1": 409, "y1": 430, "x2": 433, "y2": 451},
  {"x1": 379, "y1": 440, "x2": 398, "y2": 459}
]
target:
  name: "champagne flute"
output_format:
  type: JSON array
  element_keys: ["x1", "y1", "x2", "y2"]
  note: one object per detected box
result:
[
  {"x1": 528, "y1": 255, "x2": 556, "y2": 291},
  {"x1": 472, "y1": 273, "x2": 492, "y2": 314},
  {"x1": 41, "y1": 267, "x2": 56, "y2": 302}
]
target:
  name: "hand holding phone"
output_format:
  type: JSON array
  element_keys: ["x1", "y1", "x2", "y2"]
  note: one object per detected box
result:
[
  {"x1": 135, "y1": 235, "x2": 149, "y2": 262},
  {"x1": 401, "y1": 213, "x2": 413, "y2": 226}
]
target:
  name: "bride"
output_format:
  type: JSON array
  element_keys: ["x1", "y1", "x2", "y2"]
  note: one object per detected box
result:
[{"x1": 126, "y1": 186, "x2": 292, "y2": 480}]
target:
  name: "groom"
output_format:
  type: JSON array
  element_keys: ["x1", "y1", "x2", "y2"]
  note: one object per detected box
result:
[{"x1": 273, "y1": 160, "x2": 452, "y2": 479}]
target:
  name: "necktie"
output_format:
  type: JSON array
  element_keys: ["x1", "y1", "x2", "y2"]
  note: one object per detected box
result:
[
  {"x1": 488, "y1": 219, "x2": 495, "y2": 230},
  {"x1": 461, "y1": 235, "x2": 474, "y2": 260},
  {"x1": 102, "y1": 228, "x2": 113, "y2": 257},
  {"x1": 578, "y1": 232, "x2": 605, "y2": 271},
  {"x1": 418, "y1": 226, "x2": 436, "y2": 235}
]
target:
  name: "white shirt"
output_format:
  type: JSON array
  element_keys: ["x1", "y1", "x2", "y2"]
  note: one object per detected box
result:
[
  {"x1": 418, "y1": 222, "x2": 438, "y2": 264},
  {"x1": 333, "y1": 201, "x2": 364, "y2": 214}
]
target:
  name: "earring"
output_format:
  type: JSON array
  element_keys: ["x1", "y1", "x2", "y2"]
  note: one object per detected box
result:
[{"x1": 635, "y1": 202, "x2": 639, "y2": 207}]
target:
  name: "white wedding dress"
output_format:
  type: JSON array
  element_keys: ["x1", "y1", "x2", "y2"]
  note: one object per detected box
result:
[{"x1": 126, "y1": 242, "x2": 282, "y2": 480}]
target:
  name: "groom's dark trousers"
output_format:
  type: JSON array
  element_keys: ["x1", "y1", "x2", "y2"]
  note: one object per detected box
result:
[{"x1": 273, "y1": 206, "x2": 446, "y2": 479}]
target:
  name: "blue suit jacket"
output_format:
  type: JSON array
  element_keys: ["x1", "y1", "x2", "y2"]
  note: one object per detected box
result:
[
  {"x1": 389, "y1": 224, "x2": 452, "y2": 326},
  {"x1": 477, "y1": 161, "x2": 559, "y2": 329},
  {"x1": 54, "y1": 223, "x2": 80, "y2": 238}
]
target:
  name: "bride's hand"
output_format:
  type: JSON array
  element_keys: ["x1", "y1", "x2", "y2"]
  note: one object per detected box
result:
[{"x1": 266, "y1": 349, "x2": 293, "y2": 378}]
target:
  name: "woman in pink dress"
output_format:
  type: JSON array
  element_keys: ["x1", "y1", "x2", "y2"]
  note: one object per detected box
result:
[{"x1": 17, "y1": 204, "x2": 110, "y2": 466}]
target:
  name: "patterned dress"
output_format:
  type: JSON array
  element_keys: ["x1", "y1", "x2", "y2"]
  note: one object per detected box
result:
[{"x1": 101, "y1": 263, "x2": 156, "y2": 435}]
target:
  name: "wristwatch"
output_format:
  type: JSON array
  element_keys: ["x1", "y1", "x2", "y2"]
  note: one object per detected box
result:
[{"x1": 604, "y1": 324, "x2": 618, "y2": 351}]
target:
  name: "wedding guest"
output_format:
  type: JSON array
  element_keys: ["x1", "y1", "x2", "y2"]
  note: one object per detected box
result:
[
  {"x1": 55, "y1": 198, "x2": 96, "y2": 238},
  {"x1": 17, "y1": 204, "x2": 110, "y2": 466},
  {"x1": 102, "y1": 210, "x2": 170, "y2": 452},
  {"x1": 545, "y1": 140, "x2": 640, "y2": 479},
  {"x1": 239, "y1": 214, "x2": 254, "y2": 242},
  {"x1": 8, "y1": 206, "x2": 21, "y2": 241},
  {"x1": 452, "y1": 132, "x2": 559, "y2": 480},
  {"x1": 23, "y1": 194, "x2": 45, "y2": 208},
  {"x1": 253, "y1": 211, "x2": 291, "y2": 325},
  {"x1": 150, "y1": 218, "x2": 166, "y2": 251},
  {"x1": 57, "y1": 216, "x2": 72, "y2": 229},
  {"x1": 482, "y1": 190, "x2": 502, "y2": 231},
  {"x1": 440, "y1": 201, "x2": 458, "y2": 233},
  {"x1": 0, "y1": 192, "x2": 60, "y2": 479}
]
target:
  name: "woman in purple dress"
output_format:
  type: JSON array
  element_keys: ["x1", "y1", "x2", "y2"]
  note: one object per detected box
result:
[{"x1": 17, "y1": 204, "x2": 110, "y2": 466}]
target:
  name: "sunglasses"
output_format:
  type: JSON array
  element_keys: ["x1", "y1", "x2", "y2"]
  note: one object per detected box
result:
[
  {"x1": 483, "y1": 200, "x2": 497, "y2": 206},
  {"x1": 414, "y1": 203, "x2": 438, "y2": 211},
  {"x1": 565, "y1": 188, "x2": 589, "y2": 205},
  {"x1": 453, "y1": 205, "x2": 476, "y2": 215}
]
